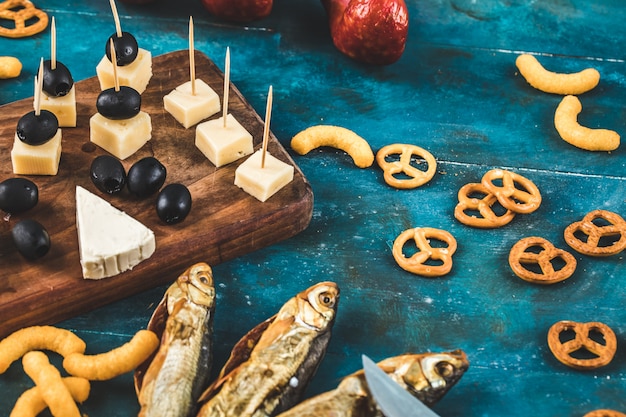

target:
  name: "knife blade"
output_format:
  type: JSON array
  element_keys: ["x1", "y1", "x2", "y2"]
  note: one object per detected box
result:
[{"x1": 362, "y1": 354, "x2": 442, "y2": 417}]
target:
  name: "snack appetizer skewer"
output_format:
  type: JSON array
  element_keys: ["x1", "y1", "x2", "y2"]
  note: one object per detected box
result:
[
  {"x1": 89, "y1": 40, "x2": 152, "y2": 160},
  {"x1": 96, "y1": 0, "x2": 153, "y2": 93},
  {"x1": 195, "y1": 47, "x2": 254, "y2": 166},
  {"x1": 11, "y1": 58, "x2": 62, "y2": 176},
  {"x1": 40, "y1": 16, "x2": 77, "y2": 128},
  {"x1": 234, "y1": 85, "x2": 294, "y2": 202},
  {"x1": 163, "y1": 16, "x2": 220, "y2": 129}
]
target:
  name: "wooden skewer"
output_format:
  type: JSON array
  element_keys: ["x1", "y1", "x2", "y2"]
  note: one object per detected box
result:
[
  {"x1": 109, "y1": 0, "x2": 123, "y2": 38},
  {"x1": 189, "y1": 16, "x2": 195, "y2": 96},
  {"x1": 34, "y1": 58, "x2": 44, "y2": 116},
  {"x1": 110, "y1": 39, "x2": 120, "y2": 92},
  {"x1": 260, "y1": 85, "x2": 273, "y2": 169},
  {"x1": 222, "y1": 46, "x2": 230, "y2": 128},
  {"x1": 50, "y1": 16, "x2": 56, "y2": 70}
]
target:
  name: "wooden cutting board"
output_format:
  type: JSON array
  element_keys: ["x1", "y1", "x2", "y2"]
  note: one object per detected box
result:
[{"x1": 0, "y1": 50, "x2": 313, "y2": 338}]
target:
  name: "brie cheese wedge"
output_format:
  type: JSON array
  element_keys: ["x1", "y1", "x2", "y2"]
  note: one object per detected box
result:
[{"x1": 75, "y1": 186, "x2": 155, "y2": 279}]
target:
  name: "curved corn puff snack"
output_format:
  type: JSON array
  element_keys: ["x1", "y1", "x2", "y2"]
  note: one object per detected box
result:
[
  {"x1": 291, "y1": 125, "x2": 374, "y2": 168},
  {"x1": 554, "y1": 95, "x2": 620, "y2": 151},
  {"x1": 63, "y1": 329, "x2": 159, "y2": 381},
  {"x1": 516, "y1": 54, "x2": 600, "y2": 95},
  {"x1": 0, "y1": 326, "x2": 86, "y2": 374},
  {"x1": 22, "y1": 351, "x2": 81, "y2": 417},
  {"x1": 10, "y1": 377, "x2": 90, "y2": 417}
]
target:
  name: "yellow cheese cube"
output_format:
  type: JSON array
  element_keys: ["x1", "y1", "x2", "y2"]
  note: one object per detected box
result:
[
  {"x1": 234, "y1": 149, "x2": 294, "y2": 202},
  {"x1": 11, "y1": 130, "x2": 62, "y2": 175},
  {"x1": 163, "y1": 79, "x2": 220, "y2": 128},
  {"x1": 90, "y1": 111, "x2": 152, "y2": 160},
  {"x1": 96, "y1": 48, "x2": 152, "y2": 94},
  {"x1": 195, "y1": 114, "x2": 253, "y2": 167},
  {"x1": 40, "y1": 85, "x2": 77, "y2": 127}
]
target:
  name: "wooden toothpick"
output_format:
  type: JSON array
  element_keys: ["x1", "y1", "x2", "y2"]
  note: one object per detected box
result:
[
  {"x1": 34, "y1": 58, "x2": 44, "y2": 116},
  {"x1": 109, "y1": 39, "x2": 120, "y2": 92},
  {"x1": 189, "y1": 16, "x2": 196, "y2": 96},
  {"x1": 222, "y1": 46, "x2": 230, "y2": 128},
  {"x1": 260, "y1": 85, "x2": 273, "y2": 169},
  {"x1": 109, "y1": 0, "x2": 123, "y2": 38},
  {"x1": 50, "y1": 16, "x2": 56, "y2": 70}
]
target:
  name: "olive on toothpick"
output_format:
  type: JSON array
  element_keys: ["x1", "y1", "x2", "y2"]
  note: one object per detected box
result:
[
  {"x1": 43, "y1": 17, "x2": 74, "y2": 97},
  {"x1": 17, "y1": 58, "x2": 59, "y2": 145},
  {"x1": 105, "y1": 0, "x2": 139, "y2": 66},
  {"x1": 97, "y1": 39, "x2": 141, "y2": 120}
]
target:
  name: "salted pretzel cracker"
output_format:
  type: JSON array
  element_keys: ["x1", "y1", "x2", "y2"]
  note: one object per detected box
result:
[
  {"x1": 392, "y1": 227, "x2": 457, "y2": 277},
  {"x1": 375, "y1": 144, "x2": 437, "y2": 189},
  {"x1": 547, "y1": 320, "x2": 617, "y2": 370},
  {"x1": 515, "y1": 54, "x2": 600, "y2": 95},
  {"x1": 291, "y1": 125, "x2": 374, "y2": 168},
  {"x1": 22, "y1": 351, "x2": 82, "y2": 417},
  {"x1": 0, "y1": 326, "x2": 86, "y2": 374},
  {"x1": 564, "y1": 210, "x2": 626, "y2": 256},
  {"x1": 554, "y1": 95, "x2": 620, "y2": 152},
  {"x1": 481, "y1": 169, "x2": 541, "y2": 214},
  {"x1": 454, "y1": 182, "x2": 516, "y2": 228},
  {"x1": 10, "y1": 376, "x2": 90, "y2": 417},
  {"x1": 63, "y1": 329, "x2": 159, "y2": 381},
  {"x1": 583, "y1": 410, "x2": 626, "y2": 417},
  {"x1": 508, "y1": 237, "x2": 577, "y2": 284},
  {"x1": 0, "y1": 0, "x2": 49, "y2": 38}
]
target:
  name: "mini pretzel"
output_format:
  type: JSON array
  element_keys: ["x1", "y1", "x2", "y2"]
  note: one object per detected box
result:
[
  {"x1": 564, "y1": 210, "x2": 626, "y2": 256},
  {"x1": 454, "y1": 182, "x2": 516, "y2": 228},
  {"x1": 0, "y1": 0, "x2": 49, "y2": 38},
  {"x1": 583, "y1": 410, "x2": 626, "y2": 417},
  {"x1": 508, "y1": 237, "x2": 577, "y2": 284},
  {"x1": 375, "y1": 144, "x2": 437, "y2": 189},
  {"x1": 392, "y1": 227, "x2": 457, "y2": 277},
  {"x1": 547, "y1": 320, "x2": 617, "y2": 370},
  {"x1": 481, "y1": 169, "x2": 541, "y2": 214}
]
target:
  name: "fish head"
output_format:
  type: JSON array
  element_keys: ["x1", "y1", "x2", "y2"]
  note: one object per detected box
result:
[
  {"x1": 379, "y1": 350, "x2": 469, "y2": 406},
  {"x1": 295, "y1": 281, "x2": 339, "y2": 331},
  {"x1": 177, "y1": 262, "x2": 216, "y2": 308}
]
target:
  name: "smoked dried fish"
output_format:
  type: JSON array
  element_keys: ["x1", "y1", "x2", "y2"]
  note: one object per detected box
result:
[
  {"x1": 135, "y1": 263, "x2": 216, "y2": 417},
  {"x1": 276, "y1": 350, "x2": 469, "y2": 417},
  {"x1": 196, "y1": 281, "x2": 340, "y2": 417}
]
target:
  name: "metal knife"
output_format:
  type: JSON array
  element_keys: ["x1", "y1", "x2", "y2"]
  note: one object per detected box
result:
[{"x1": 362, "y1": 354, "x2": 442, "y2": 417}]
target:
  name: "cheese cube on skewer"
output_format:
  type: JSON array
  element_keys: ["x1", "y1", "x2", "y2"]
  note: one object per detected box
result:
[
  {"x1": 195, "y1": 114, "x2": 253, "y2": 167},
  {"x1": 164, "y1": 79, "x2": 220, "y2": 128},
  {"x1": 234, "y1": 149, "x2": 294, "y2": 202}
]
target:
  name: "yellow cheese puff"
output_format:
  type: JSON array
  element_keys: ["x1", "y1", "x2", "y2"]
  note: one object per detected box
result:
[
  {"x1": 516, "y1": 54, "x2": 600, "y2": 95},
  {"x1": 10, "y1": 376, "x2": 90, "y2": 417},
  {"x1": 0, "y1": 326, "x2": 86, "y2": 374},
  {"x1": 63, "y1": 329, "x2": 159, "y2": 381},
  {"x1": 22, "y1": 351, "x2": 82, "y2": 417}
]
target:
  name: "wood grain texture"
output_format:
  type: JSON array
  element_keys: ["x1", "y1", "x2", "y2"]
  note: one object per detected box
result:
[{"x1": 0, "y1": 50, "x2": 313, "y2": 338}]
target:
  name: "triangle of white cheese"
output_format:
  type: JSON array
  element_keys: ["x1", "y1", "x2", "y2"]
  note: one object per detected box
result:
[{"x1": 76, "y1": 185, "x2": 155, "y2": 279}]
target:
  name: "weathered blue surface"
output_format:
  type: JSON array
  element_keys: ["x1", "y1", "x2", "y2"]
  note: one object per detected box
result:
[{"x1": 0, "y1": 0, "x2": 624, "y2": 415}]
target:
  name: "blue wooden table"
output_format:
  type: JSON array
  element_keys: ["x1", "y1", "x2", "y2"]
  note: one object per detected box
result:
[{"x1": 1, "y1": 0, "x2": 624, "y2": 416}]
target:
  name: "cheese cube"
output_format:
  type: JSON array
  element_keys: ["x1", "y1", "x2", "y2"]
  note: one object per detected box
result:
[
  {"x1": 96, "y1": 48, "x2": 152, "y2": 94},
  {"x1": 90, "y1": 111, "x2": 152, "y2": 160},
  {"x1": 195, "y1": 113, "x2": 253, "y2": 167},
  {"x1": 163, "y1": 79, "x2": 220, "y2": 128},
  {"x1": 11, "y1": 130, "x2": 62, "y2": 175},
  {"x1": 40, "y1": 85, "x2": 77, "y2": 127},
  {"x1": 234, "y1": 150, "x2": 294, "y2": 202},
  {"x1": 76, "y1": 186, "x2": 155, "y2": 279}
]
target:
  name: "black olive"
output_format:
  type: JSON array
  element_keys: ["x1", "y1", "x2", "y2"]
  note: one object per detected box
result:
[
  {"x1": 42, "y1": 59, "x2": 74, "y2": 97},
  {"x1": 127, "y1": 157, "x2": 167, "y2": 198},
  {"x1": 156, "y1": 183, "x2": 192, "y2": 224},
  {"x1": 96, "y1": 86, "x2": 141, "y2": 120},
  {"x1": 105, "y1": 31, "x2": 138, "y2": 66},
  {"x1": 0, "y1": 178, "x2": 38, "y2": 214},
  {"x1": 90, "y1": 155, "x2": 127, "y2": 194},
  {"x1": 16, "y1": 110, "x2": 59, "y2": 145},
  {"x1": 11, "y1": 219, "x2": 51, "y2": 260}
]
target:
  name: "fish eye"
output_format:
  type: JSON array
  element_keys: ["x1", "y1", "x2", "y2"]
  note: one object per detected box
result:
[
  {"x1": 200, "y1": 276, "x2": 209, "y2": 284},
  {"x1": 318, "y1": 292, "x2": 335, "y2": 307},
  {"x1": 435, "y1": 362, "x2": 454, "y2": 378}
]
